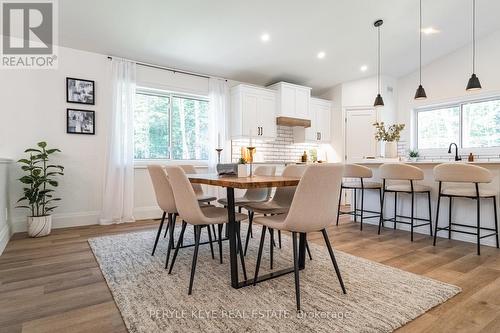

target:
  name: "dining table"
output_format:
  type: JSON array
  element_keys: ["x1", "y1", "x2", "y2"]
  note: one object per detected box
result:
[{"x1": 187, "y1": 174, "x2": 304, "y2": 289}]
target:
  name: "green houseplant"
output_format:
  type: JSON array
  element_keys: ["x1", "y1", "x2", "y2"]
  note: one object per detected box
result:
[
  {"x1": 17, "y1": 142, "x2": 64, "y2": 237},
  {"x1": 408, "y1": 149, "x2": 420, "y2": 162},
  {"x1": 373, "y1": 122, "x2": 405, "y2": 158}
]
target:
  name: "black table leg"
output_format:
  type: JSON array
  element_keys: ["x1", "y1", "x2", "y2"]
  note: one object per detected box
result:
[
  {"x1": 226, "y1": 187, "x2": 239, "y2": 288},
  {"x1": 298, "y1": 232, "x2": 306, "y2": 269}
]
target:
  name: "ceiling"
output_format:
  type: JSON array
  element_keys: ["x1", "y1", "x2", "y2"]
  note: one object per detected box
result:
[{"x1": 59, "y1": 0, "x2": 500, "y2": 94}]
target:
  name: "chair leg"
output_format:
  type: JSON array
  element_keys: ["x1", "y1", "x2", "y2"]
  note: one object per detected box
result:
[
  {"x1": 448, "y1": 197, "x2": 453, "y2": 239},
  {"x1": 477, "y1": 197, "x2": 481, "y2": 256},
  {"x1": 353, "y1": 189, "x2": 357, "y2": 222},
  {"x1": 393, "y1": 192, "x2": 397, "y2": 229},
  {"x1": 236, "y1": 222, "x2": 248, "y2": 280},
  {"x1": 433, "y1": 194, "x2": 441, "y2": 246},
  {"x1": 188, "y1": 225, "x2": 202, "y2": 295},
  {"x1": 360, "y1": 188, "x2": 365, "y2": 231},
  {"x1": 207, "y1": 225, "x2": 215, "y2": 260},
  {"x1": 165, "y1": 214, "x2": 175, "y2": 269},
  {"x1": 244, "y1": 211, "x2": 254, "y2": 256},
  {"x1": 217, "y1": 224, "x2": 223, "y2": 264},
  {"x1": 211, "y1": 225, "x2": 217, "y2": 241},
  {"x1": 494, "y1": 196, "x2": 499, "y2": 249},
  {"x1": 336, "y1": 187, "x2": 343, "y2": 226},
  {"x1": 410, "y1": 191, "x2": 415, "y2": 242},
  {"x1": 378, "y1": 190, "x2": 385, "y2": 235},
  {"x1": 238, "y1": 206, "x2": 242, "y2": 214},
  {"x1": 164, "y1": 213, "x2": 175, "y2": 238},
  {"x1": 427, "y1": 192, "x2": 433, "y2": 236},
  {"x1": 152, "y1": 212, "x2": 166, "y2": 256},
  {"x1": 253, "y1": 226, "x2": 267, "y2": 286},
  {"x1": 168, "y1": 221, "x2": 187, "y2": 272},
  {"x1": 305, "y1": 240, "x2": 312, "y2": 260},
  {"x1": 321, "y1": 229, "x2": 346, "y2": 294},
  {"x1": 292, "y1": 231, "x2": 301, "y2": 311},
  {"x1": 270, "y1": 228, "x2": 274, "y2": 269},
  {"x1": 250, "y1": 211, "x2": 254, "y2": 238},
  {"x1": 278, "y1": 230, "x2": 282, "y2": 249}
]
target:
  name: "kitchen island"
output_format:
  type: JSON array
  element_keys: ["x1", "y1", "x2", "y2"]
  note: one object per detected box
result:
[{"x1": 352, "y1": 158, "x2": 500, "y2": 247}]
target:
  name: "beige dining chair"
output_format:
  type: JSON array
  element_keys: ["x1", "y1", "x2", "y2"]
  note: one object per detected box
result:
[
  {"x1": 165, "y1": 166, "x2": 248, "y2": 295},
  {"x1": 433, "y1": 163, "x2": 499, "y2": 255},
  {"x1": 180, "y1": 165, "x2": 217, "y2": 204},
  {"x1": 378, "y1": 163, "x2": 433, "y2": 241},
  {"x1": 217, "y1": 165, "x2": 276, "y2": 212},
  {"x1": 336, "y1": 164, "x2": 382, "y2": 230},
  {"x1": 242, "y1": 164, "x2": 307, "y2": 258},
  {"x1": 252, "y1": 164, "x2": 346, "y2": 311}
]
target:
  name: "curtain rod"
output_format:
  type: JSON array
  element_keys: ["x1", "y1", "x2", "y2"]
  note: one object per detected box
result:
[{"x1": 107, "y1": 55, "x2": 227, "y2": 81}]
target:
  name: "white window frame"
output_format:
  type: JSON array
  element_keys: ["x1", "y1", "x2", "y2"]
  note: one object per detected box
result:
[
  {"x1": 413, "y1": 94, "x2": 500, "y2": 156},
  {"x1": 133, "y1": 87, "x2": 210, "y2": 167}
]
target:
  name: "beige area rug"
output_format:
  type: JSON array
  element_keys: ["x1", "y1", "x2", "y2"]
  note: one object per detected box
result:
[{"x1": 89, "y1": 223, "x2": 460, "y2": 333}]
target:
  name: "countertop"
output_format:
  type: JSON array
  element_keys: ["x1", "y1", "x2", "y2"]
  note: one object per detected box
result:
[{"x1": 356, "y1": 158, "x2": 500, "y2": 165}]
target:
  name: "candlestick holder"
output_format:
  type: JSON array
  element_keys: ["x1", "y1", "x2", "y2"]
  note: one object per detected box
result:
[
  {"x1": 246, "y1": 146, "x2": 256, "y2": 177},
  {"x1": 215, "y1": 148, "x2": 223, "y2": 164}
]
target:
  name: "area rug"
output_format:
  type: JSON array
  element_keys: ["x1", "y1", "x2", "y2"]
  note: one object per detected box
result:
[{"x1": 89, "y1": 224, "x2": 460, "y2": 333}]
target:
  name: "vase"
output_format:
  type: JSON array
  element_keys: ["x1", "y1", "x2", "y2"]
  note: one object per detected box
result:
[
  {"x1": 237, "y1": 164, "x2": 249, "y2": 177},
  {"x1": 27, "y1": 215, "x2": 52, "y2": 237},
  {"x1": 384, "y1": 141, "x2": 398, "y2": 158}
]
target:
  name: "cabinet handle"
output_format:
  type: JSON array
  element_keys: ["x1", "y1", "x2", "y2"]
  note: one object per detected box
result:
[
  {"x1": 261, "y1": 127, "x2": 263, "y2": 136},
  {"x1": 319, "y1": 132, "x2": 322, "y2": 141}
]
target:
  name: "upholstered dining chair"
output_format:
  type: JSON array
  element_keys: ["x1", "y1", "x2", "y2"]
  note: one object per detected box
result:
[
  {"x1": 179, "y1": 165, "x2": 217, "y2": 204},
  {"x1": 252, "y1": 164, "x2": 346, "y2": 311},
  {"x1": 165, "y1": 166, "x2": 249, "y2": 295},
  {"x1": 242, "y1": 164, "x2": 307, "y2": 258},
  {"x1": 217, "y1": 165, "x2": 276, "y2": 212}
]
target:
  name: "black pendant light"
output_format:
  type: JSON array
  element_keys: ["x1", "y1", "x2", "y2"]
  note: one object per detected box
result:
[
  {"x1": 374, "y1": 19, "x2": 384, "y2": 107},
  {"x1": 466, "y1": 0, "x2": 482, "y2": 91},
  {"x1": 415, "y1": 0, "x2": 427, "y2": 99}
]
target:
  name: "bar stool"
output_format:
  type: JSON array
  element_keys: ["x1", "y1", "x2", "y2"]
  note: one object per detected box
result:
[
  {"x1": 336, "y1": 164, "x2": 382, "y2": 230},
  {"x1": 378, "y1": 163, "x2": 433, "y2": 241},
  {"x1": 433, "y1": 163, "x2": 499, "y2": 255}
]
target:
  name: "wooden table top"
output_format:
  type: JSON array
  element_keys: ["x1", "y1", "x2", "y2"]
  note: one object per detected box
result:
[{"x1": 187, "y1": 174, "x2": 300, "y2": 189}]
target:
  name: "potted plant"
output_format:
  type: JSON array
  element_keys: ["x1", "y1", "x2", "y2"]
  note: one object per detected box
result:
[
  {"x1": 237, "y1": 157, "x2": 248, "y2": 177},
  {"x1": 408, "y1": 149, "x2": 420, "y2": 162},
  {"x1": 16, "y1": 142, "x2": 64, "y2": 237},
  {"x1": 373, "y1": 122, "x2": 405, "y2": 158}
]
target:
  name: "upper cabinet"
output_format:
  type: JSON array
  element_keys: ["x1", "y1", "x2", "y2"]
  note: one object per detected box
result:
[
  {"x1": 230, "y1": 84, "x2": 277, "y2": 140},
  {"x1": 294, "y1": 97, "x2": 332, "y2": 143},
  {"x1": 268, "y1": 82, "x2": 311, "y2": 119}
]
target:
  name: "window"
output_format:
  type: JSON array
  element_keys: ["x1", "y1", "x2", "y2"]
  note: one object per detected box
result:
[
  {"x1": 134, "y1": 90, "x2": 210, "y2": 160},
  {"x1": 416, "y1": 98, "x2": 500, "y2": 150}
]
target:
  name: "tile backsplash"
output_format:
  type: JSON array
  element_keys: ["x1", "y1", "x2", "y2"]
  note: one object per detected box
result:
[{"x1": 231, "y1": 126, "x2": 320, "y2": 163}]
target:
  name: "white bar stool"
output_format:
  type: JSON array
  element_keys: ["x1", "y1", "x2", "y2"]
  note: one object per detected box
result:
[
  {"x1": 378, "y1": 163, "x2": 433, "y2": 241},
  {"x1": 433, "y1": 163, "x2": 499, "y2": 255},
  {"x1": 336, "y1": 164, "x2": 382, "y2": 230}
]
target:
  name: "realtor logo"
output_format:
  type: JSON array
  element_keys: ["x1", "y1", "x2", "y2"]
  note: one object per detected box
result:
[{"x1": 1, "y1": 0, "x2": 58, "y2": 68}]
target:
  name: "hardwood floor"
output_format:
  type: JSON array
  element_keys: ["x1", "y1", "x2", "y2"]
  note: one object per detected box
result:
[{"x1": 1, "y1": 213, "x2": 500, "y2": 333}]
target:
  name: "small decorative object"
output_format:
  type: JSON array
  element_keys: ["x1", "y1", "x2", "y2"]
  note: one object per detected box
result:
[
  {"x1": 237, "y1": 164, "x2": 249, "y2": 178},
  {"x1": 16, "y1": 142, "x2": 64, "y2": 237},
  {"x1": 66, "y1": 77, "x2": 95, "y2": 105},
  {"x1": 246, "y1": 146, "x2": 256, "y2": 177},
  {"x1": 373, "y1": 122, "x2": 405, "y2": 158},
  {"x1": 215, "y1": 148, "x2": 223, "y2": 164},
  {"x1": 309, "y1": 149, "x2": 318, "y2": 163},
  {"x1": 67, "y1": 109, "x2": 95, "y2": 135},
  {"x1": 408, "y1": 149, "x2": 420, "y2": 162},
  {"x1": 301, "y1": 151, "x2": 308, "y2": 163},
  {"x1": 468, "y1": 153, "x2": 474, "y2": 162}
]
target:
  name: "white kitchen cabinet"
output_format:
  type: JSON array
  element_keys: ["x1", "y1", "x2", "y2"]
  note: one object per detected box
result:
[
  {"x1": 230, "y1": 84, "x2": 276, "y2": 140},
  {"x1": 268, "y1": 82, "x2": 311, "y2": 119},
  {"x1": 294, "y1": 98, "x2": 332, "y2": 143}
]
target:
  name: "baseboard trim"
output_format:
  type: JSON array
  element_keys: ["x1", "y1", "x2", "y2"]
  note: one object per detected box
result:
[{"x1": 0, "y1": 223, "x2": 11, "y2": 256}]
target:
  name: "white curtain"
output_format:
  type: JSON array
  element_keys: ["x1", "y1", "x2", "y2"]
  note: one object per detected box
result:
[
  {"x1": 208, "y1": 78, "x2": 230, "y2": 170},
  {"x1": 100, "y1": 58, "x2": 136, "y2": 225}
]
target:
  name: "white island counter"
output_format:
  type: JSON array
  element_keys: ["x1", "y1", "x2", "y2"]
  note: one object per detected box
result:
[{"x1": 352, "y1": 158, "x2": 500, "y2": 248}]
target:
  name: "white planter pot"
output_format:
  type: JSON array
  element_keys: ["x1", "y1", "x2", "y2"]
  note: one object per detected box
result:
[
  {"x1": 27, "y1": 215, "x2": 52, "y2": 237},
  {"x1": 384, "y1": 141, "x2": 398, "y2": 158},
  {"x1": 237, "y1": 164, "x2": 249, "y2": 177}
]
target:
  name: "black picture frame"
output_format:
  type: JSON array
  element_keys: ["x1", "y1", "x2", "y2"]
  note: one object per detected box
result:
[
  {"x1": 66, "y1": 77, "x2": 95, "y2": 105},
  {"x1": 66, "y1": 109, "x2": 95, "y2": 135}
]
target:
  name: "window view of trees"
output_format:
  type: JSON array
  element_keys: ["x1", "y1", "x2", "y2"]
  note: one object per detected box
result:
[
  {"x1": 417, "y1": 98, "x2": 500, "y2": 150},
  {"x1": 134, "y1": 91, "x2": 210, "y2": 160}
]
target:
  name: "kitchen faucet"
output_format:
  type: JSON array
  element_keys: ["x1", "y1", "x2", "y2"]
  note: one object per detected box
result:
[{"x1": 448, "y1": 143, "x2": 461, "y2": 161}]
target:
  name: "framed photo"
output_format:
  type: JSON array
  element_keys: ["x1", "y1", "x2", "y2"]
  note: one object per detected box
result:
[
  {"x1": 66, "y1": 77, "x2": 95, "y2": 105},
  {"x1": 67, "y1": 109, "x2": 95, "y2": 135}
]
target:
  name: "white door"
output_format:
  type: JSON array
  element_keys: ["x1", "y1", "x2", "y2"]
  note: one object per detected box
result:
[{"x1": 345, "y1": 108, "x2": 377, "y2": 162}]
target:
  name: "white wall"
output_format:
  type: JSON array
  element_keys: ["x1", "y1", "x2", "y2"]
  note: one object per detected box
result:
[{"x1": 397, "y1": 30, "x2": 500, "y2": 147}]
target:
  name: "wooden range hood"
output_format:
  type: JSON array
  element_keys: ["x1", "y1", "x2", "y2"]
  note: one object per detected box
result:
[{"x1": 276, "y1": 116, "x2": 311, "y2": 128}]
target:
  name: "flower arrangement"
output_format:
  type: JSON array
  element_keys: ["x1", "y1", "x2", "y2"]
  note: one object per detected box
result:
[{"x1": 373, "y1": 122, "x2": 405, "y2": 142}]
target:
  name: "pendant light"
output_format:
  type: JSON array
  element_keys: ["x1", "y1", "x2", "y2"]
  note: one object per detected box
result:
[
  {"x1": 414, "y1": 0, "x2": 427, "y2": 99},
  {"x1": 466, "y1": 0, "x2": 481, "y2": 91},
  {"x1": 373, "y1": 19, "x2": 384, "y2": 107}
]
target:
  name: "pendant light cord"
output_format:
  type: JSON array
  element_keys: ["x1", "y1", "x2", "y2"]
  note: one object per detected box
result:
[
  {"x1": 472, "y1": 0, "x2": 476, "y2": 73},
  {"x1": 419, "y1": 0, "x2": 422, "y2": 84},
  {"x1": 378, "y1": 25, "x2": 381, "y2": 94}
]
